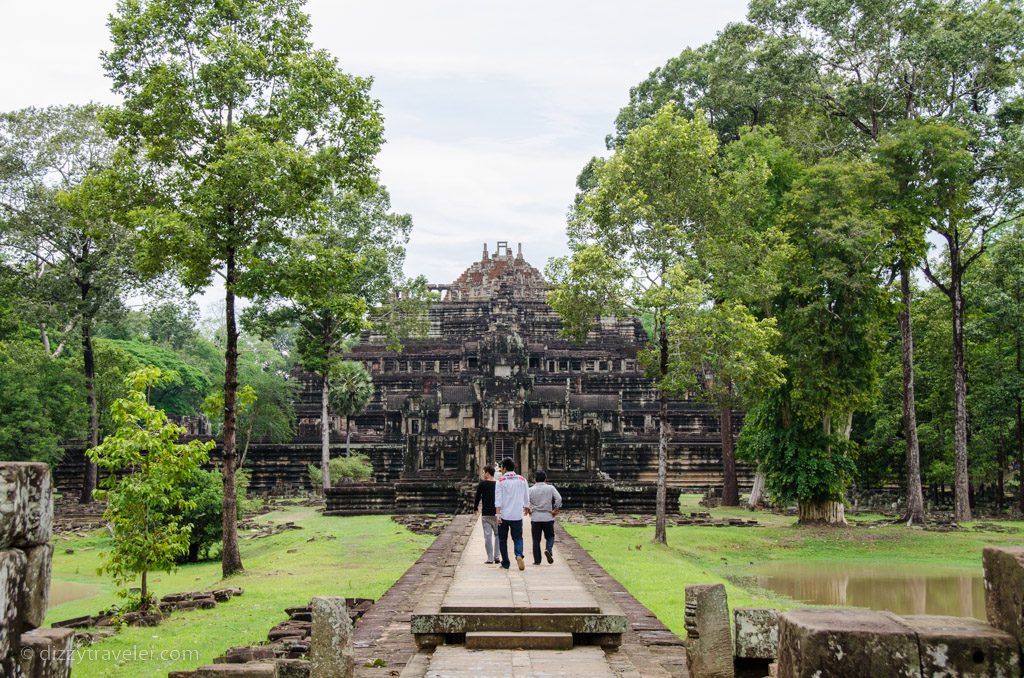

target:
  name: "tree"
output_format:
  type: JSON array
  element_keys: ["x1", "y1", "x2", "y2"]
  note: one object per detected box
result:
[
  {"x1": 244, "y1": 184, "x2": 424, "y2": 490},
  {"x1": 87, "y1": 366, "x2": 214, "y2": 608},
  {"x1": 0, "y1": 104, "x2": 137, "y2": 502},
  {"x1": 103, "y1": 0, "x2": 384, "y2": 576},
  {"x1": 549, "y1": 104, "x2": 721, "y2": 543},
  {"x1": 0, "y1": 339, "x2": 86, "y2": 463},
  {"x1": 329, "y1": 360, "x2": 374, "y2": 459},
  {"x1": 609, "y1": 22, "x2": 811, "y2": 148},
  {"x1": 741, "y1": 157, "x2": 890, "y2": 524},
  {"x1": 750, "y1": 0, "x2": 1024, "y2": 524},
  {"x1": 665, "y1": 283, "x2": 786, "y2": 505},
  {"x1": 970, "y1": 225, "x2": 1024, "y2": 512},
  {"x1": 878, "y1": 119, "x2": 1022, "y2": 520},
  {"x1": 202, "y1": 338, "x2": 297, "y2": 468}
]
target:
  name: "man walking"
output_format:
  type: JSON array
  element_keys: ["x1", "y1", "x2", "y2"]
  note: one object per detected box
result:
[
  {"x1": 494, "y1": 457, "x2": 530, "y2": 571},
  {"x1": 474, "y1": 465, "x2": 500, "y2": 564},
  {"x1": 529, "y1": 470, "x2": 562, "y2": 564}
]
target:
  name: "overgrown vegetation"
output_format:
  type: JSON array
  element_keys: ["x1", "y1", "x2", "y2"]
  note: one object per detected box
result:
[{"x1": 308, "y1": 454, "x2": 374, "y2": 489}]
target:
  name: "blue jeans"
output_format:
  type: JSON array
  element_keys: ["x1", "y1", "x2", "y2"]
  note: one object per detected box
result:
[{"x1": 498, "y1": 519, "x2": 523, "y2": 568}]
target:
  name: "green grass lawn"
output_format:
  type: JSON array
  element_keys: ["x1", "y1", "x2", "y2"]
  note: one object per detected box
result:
[
  {"x1": 46, "y1": 506, "x2": 434, "y2": 678},
  {"x1": 564, "y1": 495, "x2": 1024, "y2": 638}
]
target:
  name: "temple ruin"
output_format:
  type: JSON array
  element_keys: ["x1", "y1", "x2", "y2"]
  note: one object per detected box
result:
[
  {"x1": 318, "y1": 241, "x2": 744, "y2": 514},
  {"x1": 54, "y1": 242, "x2": 746, "y2": 512}
]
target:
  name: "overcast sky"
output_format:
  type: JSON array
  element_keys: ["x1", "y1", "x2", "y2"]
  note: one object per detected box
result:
[{"x1": 0, "y1": 0, "x2": 748, "y2": 310}]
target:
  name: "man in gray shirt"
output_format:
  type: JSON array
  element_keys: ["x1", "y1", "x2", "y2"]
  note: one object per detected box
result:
[{"x1": 528, "y1": 470, "x2": 562, "y2": 565}]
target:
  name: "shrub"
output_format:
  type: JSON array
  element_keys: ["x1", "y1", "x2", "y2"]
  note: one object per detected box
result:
[
  {"x1": 308, "y1": 454, "x2": 373, "y2": 490},
  {"x1": 174, "y1": 468, "x2": 254, "y2": 563}
]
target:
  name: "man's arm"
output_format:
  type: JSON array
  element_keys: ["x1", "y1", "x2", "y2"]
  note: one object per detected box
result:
[
  {"x1": 473, "y1": 482, "x2": 482, "y2": 511},
  {"x1": 552, "y1": 486, "x2": 562, "y2": 510},
  {"x1": 494, "y1": 480, "x2": 504, "y2": 523}
]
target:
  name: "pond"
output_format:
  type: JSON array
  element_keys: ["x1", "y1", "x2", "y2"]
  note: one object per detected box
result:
[
  {"x1": 48, "y1": 580, "x2": 100, "y2": 607},
  {"x1": 752, "y1": 562, "x2": 986, "y2": 620}
]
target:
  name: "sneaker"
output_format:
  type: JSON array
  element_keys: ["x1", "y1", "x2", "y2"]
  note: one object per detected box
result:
[
  {"x1": 493, "y1": 559, "x2": 501, "y2": 564},
  {"x1": 516, "y1": 556, "x2": 525, "y2": 571},
  {"x1": 545, "y1": 550, "x2": 554, "y2": 564}
]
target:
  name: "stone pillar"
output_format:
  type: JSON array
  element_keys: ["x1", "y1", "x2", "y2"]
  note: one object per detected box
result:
[
  {"x1": 309, "y1": 596, "x2": 353, "y2": 678},
  {"x1": 0, "y1": 462, "x2": 60, "y2": 677},
  {"x1": 983, "y1": 546, "x2": 1024, "y2": 646},
  {"x1": 684, "y1": 584, "x2": 734, "y2": 678}
]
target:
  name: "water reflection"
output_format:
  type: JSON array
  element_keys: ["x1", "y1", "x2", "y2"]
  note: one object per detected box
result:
[{"x1": 753, "y1": 562, "x2": 985, "y2": 620}]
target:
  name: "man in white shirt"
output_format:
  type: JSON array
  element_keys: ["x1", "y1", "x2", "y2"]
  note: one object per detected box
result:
[{"x1": 494, "y1": 457, "x2": 530, "y2": 570}]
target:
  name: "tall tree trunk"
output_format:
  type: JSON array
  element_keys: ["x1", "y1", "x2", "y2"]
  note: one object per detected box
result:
[
  {"x1": 221, "y1": 251, "x2": 244, "y2": 577},
  {"x1": 898, "y1": 264, "x2": 926, "y2": 524},
  {"x1": 798, "y1": 500, "x2": 846, "y2": 525},
  {"x1": 346, "y1": 417, "x2": 352, "y2": 457},
  {"x1": 141, "y1": 570, "x2": 148, "y2": 610},
  {"x1": 747, "y1": 467, "x2": 766, "y2": 509},
  {"x1": 321, "y1": 374, "x2": 331, "y2": 490},
  {"x1": 1016, "y1": 336, "x2": 1023, "y2": 514},
  {"x1": 950, "y1": 258, "x2": 972, "y2": 522},
  {"x1": 653, "y1": 322, "x2": 668, "y2": 545},
  {"x1": 720, "y1": 403, "x2": 738, "y2": 506},
  {"x1": 80, "y1": 317, "x2": 99, "y2": 503},
  {"x1": 996, "y1": 440, "x2": 1005, "y2": 512}
]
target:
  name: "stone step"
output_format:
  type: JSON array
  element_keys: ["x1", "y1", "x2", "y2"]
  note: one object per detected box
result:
[
  {"x1": 465, "y1": 631, "x2": 573, "y2": 650},
  {"x1": 440, "y1": 604, "x2": 600, "y2": 614},
  {"x1": 411, "y1": 611, "x2": 626, "y2": 636}
]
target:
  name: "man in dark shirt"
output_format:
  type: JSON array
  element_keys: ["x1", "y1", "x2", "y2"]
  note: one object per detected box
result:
[{"x1": 474, "y1": 465, "x2": 499, "y2": 564}]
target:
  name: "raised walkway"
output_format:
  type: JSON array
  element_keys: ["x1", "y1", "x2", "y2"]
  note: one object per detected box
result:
[{"x1": 352, "y1": 514, "x2": 689, "y2": 677}]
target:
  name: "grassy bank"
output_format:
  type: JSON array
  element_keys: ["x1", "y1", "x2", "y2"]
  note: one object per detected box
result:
[
  {"x1": 564, "y1": 497, "x2": 1023, "y2": 638},
  {"x1": 46, "y1": 506, "x2": 434, "y2": 678}
]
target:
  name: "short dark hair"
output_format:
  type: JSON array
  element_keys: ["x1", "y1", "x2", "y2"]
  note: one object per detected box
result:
[
  {"x1": 500, "y1": 457, "x2": 515, "y2": 472},
  {"x1": 483, "y1": 464, "x2": 495, "y2": 476},
  {"x1": 535, "y1": 470, "x2": 547, "y2": 482}
]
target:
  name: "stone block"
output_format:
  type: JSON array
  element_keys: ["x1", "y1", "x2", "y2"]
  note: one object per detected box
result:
[
  {"x1": 275, "y1": 659, "x2": 311, "y2": 678},
  {"x1": 18, "y1": 627, "x2": 75, "y2": 678},
  {"x1": 194, "y1": 664, "x2": 278, "y2": 677},
  {"x1": 20, "y1": 544, "x2": 53, "y2": 630},
  {"x1": 685, "y1": 584, "x2": 734, "y2": 678},
  {"x1": 983, "y1": 546, "x2": 1024, "y2": 646},
  {"x1": 309, "y1": 596, "x2": 353, "y2": 678},
  {"x1": 0, "y1": 548, "x2": 28, "y2": 657},
  {"x1": 734, "y1": 607, "x2": 780, "y2": 660},
  {"x1": 903, "y1": 615, "x2": 1020, "y2": 678},
  {"x1": 776, "y1": 608, "x2": 920, "y2": 678},
  {"x1": 0, "y1": 463, "x2": 53, "y2": 548}
]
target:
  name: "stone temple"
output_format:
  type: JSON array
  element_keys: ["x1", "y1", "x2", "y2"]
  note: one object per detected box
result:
[
  {"x1": 54, "y1": 241, "x2": 748, "y2": 511},
  {"x1": 318, "y1": 241, "x2": 747, "y2": 514}
]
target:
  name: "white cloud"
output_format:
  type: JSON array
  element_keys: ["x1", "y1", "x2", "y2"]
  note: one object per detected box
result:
[{"x1": 1, "y1": 0, "x2": 750, "y2": 308}]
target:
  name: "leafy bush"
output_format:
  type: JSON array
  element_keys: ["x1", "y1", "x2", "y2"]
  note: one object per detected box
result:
[
  {"x1": 174, "y1": 468, "x2": 255, "y2": 563},
  {"x1": 308, "y1": 454, "x2": 373, "y2": 489}
]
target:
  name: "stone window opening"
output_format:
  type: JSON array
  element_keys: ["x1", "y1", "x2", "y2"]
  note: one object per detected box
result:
[{"x1": 497, "y1": 408, "x2": 510, "y2": 432}]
